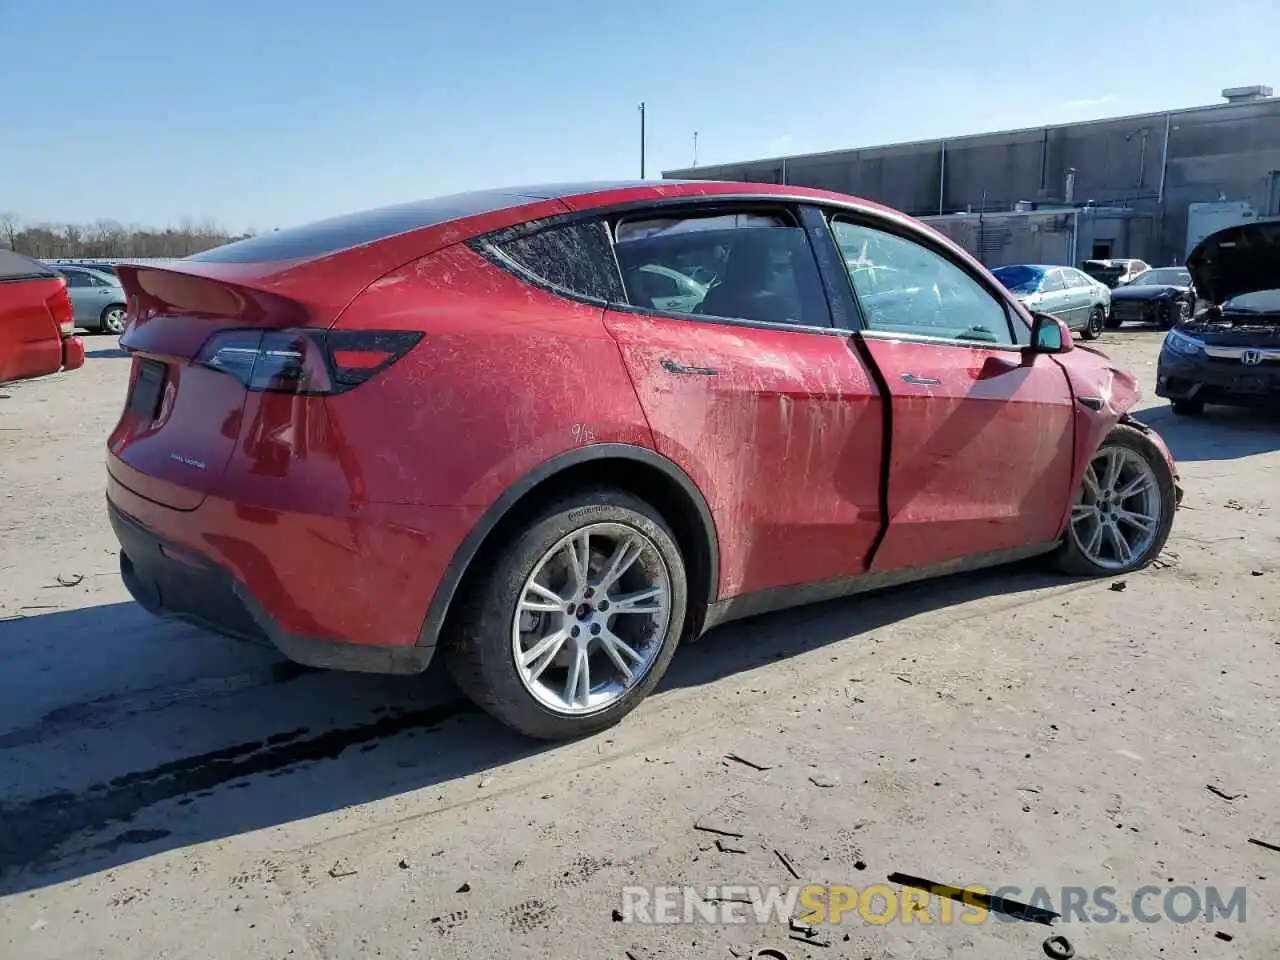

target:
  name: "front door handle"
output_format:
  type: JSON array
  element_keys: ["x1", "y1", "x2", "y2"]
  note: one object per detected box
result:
[
  {"x1": 901, "y1": 372, "x2": 941, "y2": 386},
  {"x1": 662, "y1": 359, "x2": 718, "y2": 377}
]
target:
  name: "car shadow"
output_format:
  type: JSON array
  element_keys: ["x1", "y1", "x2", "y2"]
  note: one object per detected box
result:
[
  {"x1": 84, "y1": 347, "x2": 129, "y2": 359},
  {"x1": 0, "y1": 561, "x2": 1061, "y2": 894},
  {"x1": 1132, "y1": 403, "x2": 1280, "y2": 461}
]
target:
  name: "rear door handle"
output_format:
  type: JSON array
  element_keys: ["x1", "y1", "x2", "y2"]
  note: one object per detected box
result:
[
  {"x1": 662, "y1": 359, "x2": 718, "y2": 377},
  {"x1": 901, "y1": 372, "x2": 941, "y2": 386}
]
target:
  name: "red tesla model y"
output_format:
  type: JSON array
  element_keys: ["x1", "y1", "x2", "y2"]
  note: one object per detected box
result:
[{"x1": 106, "y1": 181, "x2": 1181, "y2": 739}]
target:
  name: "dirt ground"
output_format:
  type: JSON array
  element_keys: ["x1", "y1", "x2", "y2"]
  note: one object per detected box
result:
[{"x1": 1, "y1": 329, "x2": 1277, "y2": 960}]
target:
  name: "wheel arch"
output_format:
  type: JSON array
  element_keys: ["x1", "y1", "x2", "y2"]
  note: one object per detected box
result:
[{"x1": 418, "y1": 443, "x2": 720, "y2": 655}]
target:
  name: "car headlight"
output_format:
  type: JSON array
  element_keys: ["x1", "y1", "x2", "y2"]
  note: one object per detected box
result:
[{"x1": 1164, "y1": 329, "x2": 1204, "y2": 358}]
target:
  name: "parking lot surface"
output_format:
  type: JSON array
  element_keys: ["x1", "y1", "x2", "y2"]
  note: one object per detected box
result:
[{"x1": 1, "y1": 330, "x2": 1277, "y2": 959}]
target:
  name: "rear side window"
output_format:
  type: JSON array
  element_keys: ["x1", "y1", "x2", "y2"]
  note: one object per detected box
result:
[
  {"x1": 613, "y1": 211, "x2": 831, "y2": 328},
  {"x1": 485, "y1": 219, "x2": 625, "y2": 303},
  {"x1": 1040, "y1": 270, "x2": 1065, "y2": 292},
  {"x1": 62, "y1": 269, "x2": 91, "y2": 288},
  {"x1": 0, "y1": 249, "x2": 57, "y2": 282}
]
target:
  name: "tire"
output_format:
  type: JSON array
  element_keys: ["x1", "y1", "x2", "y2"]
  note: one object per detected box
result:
[
  {"x1": 1104, "y1": 311, "x2": 1122, "y2": 330},
  {"x1": 1053, "y1": 422, "x2": 1177, "y2": 577},
  {"x1": 445, "y1": 489, "x2": 689, "y2": 740},
  {"x1": 99, "y1": 304, "x2": 127, "y2": 335},
  {"x1": 1171, "y1": 397, "x2": 1205, "y2": 416},
  {"x1": 1080, "y1": 306, "x2": 1104, "y2": 340},
  {"x1": 1159, "y1": 299, "x2": 1191, "y2": 331}
]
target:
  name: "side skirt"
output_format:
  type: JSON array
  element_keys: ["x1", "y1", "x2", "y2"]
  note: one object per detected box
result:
[{"x1": 700, "y1": 541, "x2": 1060, "y2": 634}]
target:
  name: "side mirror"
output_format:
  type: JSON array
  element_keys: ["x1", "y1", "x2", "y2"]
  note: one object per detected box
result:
[{"x1": 1030, "y1": 313, "x2": 1074, "y2": 354}]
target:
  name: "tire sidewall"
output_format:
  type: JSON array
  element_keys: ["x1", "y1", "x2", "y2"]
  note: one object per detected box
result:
[
  {"x1": 449, "y1": 489, "x2": 688, "y2": 740},
  {"x1": 1083, "y1": 307, "x2": 1104, "y2": 340},
  {"x1": 101, "y1": 305, "x2": 126, "y2": 334},
  {"x1": 1057, "y1": 424, "x2": 1177, "y2": 576}
]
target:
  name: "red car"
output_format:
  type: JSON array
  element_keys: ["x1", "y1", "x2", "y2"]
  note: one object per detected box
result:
[
  {"x1": 106, "y1": 181, "x2": 1181, "y2": 739},
  {"x1": 0, "y1": 250, "x2": 86, "y2": 385}
]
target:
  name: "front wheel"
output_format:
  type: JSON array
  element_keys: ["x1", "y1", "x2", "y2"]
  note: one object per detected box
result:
[
  {"x1": 1054, "y1": 424, "x2": 1177, "y2": 577},
  {"x1": 445, "y1": 489, "x2": 688, "y2": 740},
  {"x1": 1080, "y1": 306, "x2": 1105, "y2": 340}
]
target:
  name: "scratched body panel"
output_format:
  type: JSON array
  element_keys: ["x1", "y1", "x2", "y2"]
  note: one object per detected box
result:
[
  {"x1": 605, "y1": 309, "x2": 883, "y2": 598},
  {"x1": 858, "y1": 335, "x2": 1075, "y2": 571}
]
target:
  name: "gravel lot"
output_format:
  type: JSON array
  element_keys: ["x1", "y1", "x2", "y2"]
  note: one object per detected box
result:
[{"x1": 1, "y1": 329, "x2": 1277, "y2": 959}]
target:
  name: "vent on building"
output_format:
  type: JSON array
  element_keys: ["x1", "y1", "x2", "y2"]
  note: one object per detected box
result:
[{"x1": 1221, "y1": 85, "x2": 1273, "y2": 104}]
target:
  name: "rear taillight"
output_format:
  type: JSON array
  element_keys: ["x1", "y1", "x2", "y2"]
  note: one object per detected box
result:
[
  {"x1": 46, "y1": 283, "x2": 75, "y2": 336},
  {"x1": 195, "y1": 329, "x2": 423, "y2": 394}
]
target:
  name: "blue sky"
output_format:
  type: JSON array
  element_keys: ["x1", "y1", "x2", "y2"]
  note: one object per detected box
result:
[{"x1": 2, "y1": 0, "x2": 1276, "y2": 232}]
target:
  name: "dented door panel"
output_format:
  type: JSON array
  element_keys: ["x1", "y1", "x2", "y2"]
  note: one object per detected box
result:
[
  {"x1": 859, "y1": 335, "x2": 1076, "y2": 571},
  {"x1": 605, "y1": 309, "x2": 884, "y2": 599}
]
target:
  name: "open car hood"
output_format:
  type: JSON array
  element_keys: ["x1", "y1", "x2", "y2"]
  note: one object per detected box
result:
[{"x1": 1186, "y1": 220, "x2": 1280, "y2": 305}]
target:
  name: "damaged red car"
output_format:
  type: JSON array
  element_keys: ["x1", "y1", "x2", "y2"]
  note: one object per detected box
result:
[
  {"x1": 106, "y1": 181, "x2": 1182, "y2": 739},
  {"x1": 1, "y1": 250, "x2": 86, "y2": 385}
]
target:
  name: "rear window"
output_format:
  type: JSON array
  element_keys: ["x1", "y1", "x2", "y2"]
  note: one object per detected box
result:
[
  {"x1": 991, "y1": 265, "x2": 1044, "y2": 294},
  {"x1": 0, "y1": 250, "x2": 57, "y2": 282},
  {"x1": 189, "y1": 188, "x2": 547, "y2": 264},
  {"x1": 483, "y1": 219, "x2": 625, "y2": 303}
]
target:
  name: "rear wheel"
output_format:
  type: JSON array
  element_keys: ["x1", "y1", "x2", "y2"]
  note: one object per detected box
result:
[
  {"x1": 100, "y1": 304, "x2": 126, "y2": 335},
  {"x1": 1080, "y1": 306, "x2": 1105, "y2": 340},
  {"x1": 1171, "y1": 397, "x2": 1205, "y2": 416},
  {"x1": 445, "y1": 489, "x2": 688, "y2": 740},
  {"x1": 1054, "y1": 424, "x2": 1176, "y2": 577},
  {"x1": 1158, "y1": 299, "x2": 1191, "y2": 331}
]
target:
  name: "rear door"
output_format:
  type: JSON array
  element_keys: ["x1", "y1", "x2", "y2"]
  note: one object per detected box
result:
[
  {"x1": 602, "y1": 204, "x2": 885, "y2": 599},
  {"x1": 1038, "y1": 268, "x2": 1075, "y2": 328},
  {"x1": 824, "y1": 215, "x2": 1076, "y2": 572},
  {"x1": 60, "y1": 268, "x2": 94, "y2": 325}
]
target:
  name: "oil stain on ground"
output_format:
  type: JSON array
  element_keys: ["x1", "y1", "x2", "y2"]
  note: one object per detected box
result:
[{"x1": 0, "y1": 698, "x2": 476, "y2": 875}]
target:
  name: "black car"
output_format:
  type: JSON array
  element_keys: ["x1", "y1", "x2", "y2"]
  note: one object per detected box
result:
[
  {"x1": 1156, "y1": 221, "x2": 1280, "y2": 415},
  {"x1": 1107, "y1": 266, "x2": 1195, "y2": 330}
]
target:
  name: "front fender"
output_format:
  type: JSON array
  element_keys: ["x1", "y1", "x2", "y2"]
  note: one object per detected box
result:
[{"x1": 1051, "y1": 351, "x2": 1181, "y2": 536}]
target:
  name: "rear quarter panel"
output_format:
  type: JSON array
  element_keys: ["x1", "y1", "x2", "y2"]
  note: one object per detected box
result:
[
  {"x1": 326, "y1": 244, "x2": 654, "y2": 507},
  {"x1": 0, "y1": 277, "x2": 65, "y2": 384}
]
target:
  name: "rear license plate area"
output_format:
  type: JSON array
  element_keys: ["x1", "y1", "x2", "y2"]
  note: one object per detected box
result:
[{"x1": 128, "y1": 359, "x2": 166, "y2": 419}]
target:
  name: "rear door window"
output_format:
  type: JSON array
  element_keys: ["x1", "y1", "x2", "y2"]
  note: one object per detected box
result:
[
  {"x1": 612, "y1": 210, "x2": 831, "y2": 328},
  {"x1": 62, "y1": 269, "x2": 91, "y2": 288},
  {"x1": 1040, "y1": 270, "x2": 1065, "y2": 292},
  {"x1": 482, "y1": 219, "x2": 625, "y2": 303}
]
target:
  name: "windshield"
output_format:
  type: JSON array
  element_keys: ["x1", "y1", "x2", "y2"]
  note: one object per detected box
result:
[
  {"x1": 991, "y1": 265, "x2": 1044, "y2": 294},
  {"x1": 1222, "y1": 289, "x2": 1280, "y2": 313},
  {"x1": 1132, "y1": 268, "x2": 1190, "y2": 286}
]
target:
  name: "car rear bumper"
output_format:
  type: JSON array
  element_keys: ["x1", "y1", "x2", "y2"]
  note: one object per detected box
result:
[
  {"x1": 61, "y1": 334, "x2": 86, "y2": 372},
  {"x1": 1111, "y1": 299, "x2": 1174, "y2": 325},
  {"x1": 1156, "y1": 353, "x2": 1280, "y2": 408},
  {"x1": 107, "y1": 474, "x2": 482, "y2": 674}
]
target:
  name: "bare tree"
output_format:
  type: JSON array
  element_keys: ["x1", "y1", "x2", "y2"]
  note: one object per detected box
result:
[{"x1": 0, "y1": 212, "x2": 19, "y2": 250}]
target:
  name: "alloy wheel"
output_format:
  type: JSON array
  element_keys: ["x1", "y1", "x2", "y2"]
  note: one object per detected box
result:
[
  {"x1": 1069, "y1": 446, "x2": 1163, "y2": 570},
  {"x1": 102, "y1": 307, "x2": 126, "y2": 334},
  {"x1": 511, "y1": 522, "x2": 672, "y2": 716}
]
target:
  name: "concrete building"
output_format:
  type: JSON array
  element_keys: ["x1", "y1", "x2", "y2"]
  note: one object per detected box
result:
[{"x1": 663, "y1": 86, "x2": 1280, "y2": 267}]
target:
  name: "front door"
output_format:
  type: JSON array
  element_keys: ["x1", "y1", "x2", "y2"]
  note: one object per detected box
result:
[
  {"x1": 604, "y1": 206, "x2": 884, "y2": 599},
  {"x1": 826, "y1": 217, "x2": 1076, "y2": 572},
  {"x1": 1037, "y1": 268, "x2": 1076, "y2": 328}
]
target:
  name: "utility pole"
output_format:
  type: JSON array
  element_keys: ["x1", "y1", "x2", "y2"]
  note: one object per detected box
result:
[
  {"x1": 638, "y1": 102, "x2": 646, "y2": 178},
  {"x1": 693, "y1": 130, "x2": 698, "y2": 167}
]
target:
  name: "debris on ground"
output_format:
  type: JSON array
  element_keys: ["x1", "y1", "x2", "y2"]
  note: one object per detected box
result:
[
  {"x1": 724, "y1": 752, "x2": 774, "y2": 771},
  {"x1": 887, "y1": 872, "x2": 1060, "y2": 925},
  {"x1": 326, "y1": 861, "x2": 357, "y2": 879},
  {"x1": 715, "y1": 837, "x2": 747, "y2": 855},
  {"x1": 611, "y1": 908, "x2": 623, "y2": 922},
  {"x1": 397, "y1": 858, "x2": 409, "y2": 869},
  {"x1": 1042, "y1": 933, "x2": 1075, "y2": 959},
  {"x1": 808, "y1": 773, "x2": 839, "y2": 788},
  {"x1": 1206, "y1": 784, "x2": 1244, "y2": 802},
  {"x1": 1215, "y1": 931, "x2": 1235, "y2": 942},
  {"x1": 1247, "y1": 837, "x2": 1280, "y2": 853},
  {"x1": 774, "y1": 849, "x2": 800, "y2": 880},
  {"x1": 1110, "y1": 580, "x2": 1127, "y2": 592},
  {"x1": 1152, "y1": 551, "x2": 1181, "y2": 569},
  {"x1": 54, "y1": 573, "x2": 83, "y2": 587},
  {"x1": 1252, "y1": 569, "x2": 1265, "y2": 577},
  {"x1": 1225, "y1": 499, "x2": 1245, "y2": 510},
  {"x1": 694, "y1": 795, "x2": 750, "y2": 838},
  {"x1": 456, "y1": 882, "x2": 471, "y2": 893}
]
